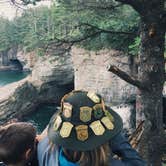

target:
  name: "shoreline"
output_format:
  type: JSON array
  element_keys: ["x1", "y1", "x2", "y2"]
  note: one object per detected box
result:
[
  {"x1": 0, "y1": 66, "x2": 15, "y2": 71},
  {"x1": 0, "y1": 66, "x2": 30, "y2": 72}
]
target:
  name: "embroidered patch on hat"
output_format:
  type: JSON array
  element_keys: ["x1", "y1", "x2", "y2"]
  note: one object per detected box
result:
[
  {"x1": 90, "y1": 120, "x2": 105, "y2": 135},
  {"x1": 87, "y1": 91, "x2": 100, "y2": 103},
  {"x1": 60, "y1": 122, "x2": 73, "y2": 138},
  {"x1": 93, "y1": 104, "x2": 103, "y2": 119},
  {"x1": 53, "y1": 115, "x2": 62, "y2": 131},
  {"x1": 63, "y1": 102, "x2": 72, "y2": 118},
  {"x1": 80, "y1": 106, "x2": 92, "y2": 122},
  {"x1": 104, "y1": 110, "x2": 114, "y2": 122},
  {"x1": 75, "y1": 125, "x2": 88, "y2": 141},
  {"x1": 101, "y1": 116, "x2": 114, "y2": 130}
]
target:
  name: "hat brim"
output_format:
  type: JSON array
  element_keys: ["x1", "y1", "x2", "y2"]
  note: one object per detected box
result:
[{"x1": 48, "y1": 107, "x2": 123, "y2": 151}]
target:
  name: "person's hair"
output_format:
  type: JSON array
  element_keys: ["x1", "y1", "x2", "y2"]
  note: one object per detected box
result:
[
  {"x1": 0, "y1": 122, "x2": 36, "y2": 165},
  {"x1": 61, "y1": 143, "x2": 110, "y2": 166}
]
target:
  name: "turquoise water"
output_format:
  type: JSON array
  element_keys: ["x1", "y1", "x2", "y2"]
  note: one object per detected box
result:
[
  {"x1": 0, "y1": 70, "x2": 56, "y2": 132},
  {"x1": 0, "y1": 71, "x2": 30, "y2": 87}
]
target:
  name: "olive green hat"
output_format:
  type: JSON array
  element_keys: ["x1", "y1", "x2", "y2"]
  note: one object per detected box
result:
[{"x1": 48, "y1": 90, "x2": 123, "y2": 151}]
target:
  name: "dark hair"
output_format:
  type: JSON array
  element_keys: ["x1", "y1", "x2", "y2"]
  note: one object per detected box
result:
[{"x1": 0, "y1": 122, "x2": 36, "y2": 165}]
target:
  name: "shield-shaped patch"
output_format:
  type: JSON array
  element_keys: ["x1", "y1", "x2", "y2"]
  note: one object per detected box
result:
[
  {"x1": 75, "y1": 125, "x2": 88, "y2": 141},
  {"x1": 90, "y1": 120, "x2": 105, "y2": 136},
  {"x1": 93, "y1": 104, "x2": 103, "y2": 119},
  {"x1": 60, "y1": 122, "x2": 73, "y2": 138},
  {"x1": 63, "y1": 102, "x2": 72, "y2": 118},
  {"x1": 80, "y1": 106, "x2": 92, "y2": 122}
]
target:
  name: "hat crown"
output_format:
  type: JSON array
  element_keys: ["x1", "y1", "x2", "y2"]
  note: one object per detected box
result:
[
  {"x1": 61, "y1": 91, "x2": 103, "y2": 125},
  {"x1": 48, "y1": 90, "x2": 123, "y2": 151}
]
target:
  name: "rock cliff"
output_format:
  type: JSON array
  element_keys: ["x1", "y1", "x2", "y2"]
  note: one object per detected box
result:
[
  {"x1": 71, "y1": 47, "x2": 166, "y2": 132},
  {"x1": 0, "y1": 48, "x2": 74, "y2": 124},
  {"x1": 1, "y1": 45, "x2": 165, "y2": 131},
  {"x1": 71, "y1": 47, "x2": 137, "y2": 105},
  {"x1": 17, "y1": 50, "x2": 38, "y2": 71}
]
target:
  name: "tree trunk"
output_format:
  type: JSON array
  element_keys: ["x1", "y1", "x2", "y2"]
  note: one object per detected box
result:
[
  {"x1": 2, "y1": 50, "x2": 9, "y2": 66},
  {"x1": 136, "y1": 2, "x2": 165, "y2": 165}
]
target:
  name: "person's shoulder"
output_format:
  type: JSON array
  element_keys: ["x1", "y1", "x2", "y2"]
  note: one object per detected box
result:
[
  {"x1": 110, "y1": 159, "x2": 126, "y2": 166},
  {"x1": 110, "y1": 158, "x2": 146, "y2": 166},
  {"x1": 37, "y1": 136, "x2": 50, "y2": 155},
  {"x1": 37, "y1": 136, "x2": 59, "y2": 166}
]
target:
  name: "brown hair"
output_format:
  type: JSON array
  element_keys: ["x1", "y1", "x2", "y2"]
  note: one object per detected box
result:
[
  {"x1": 0, "y1": 122, "x2": 36, "y2": 165},
  {"x1": 62, "y1": 143, "x2": 110, "y2": 166}
]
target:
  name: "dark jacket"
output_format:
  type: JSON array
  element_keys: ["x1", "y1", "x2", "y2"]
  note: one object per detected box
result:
[
  {"x1": 110, "y1": 133, "x2": 146, "y2": 166},
  {"x1": 37, "y1": 132, "x2": 146, "y2": 166}
]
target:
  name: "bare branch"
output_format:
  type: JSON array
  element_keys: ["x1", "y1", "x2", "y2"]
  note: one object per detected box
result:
[{"x1": 108, "y1": 65, "x2": 145, "y2": 89}]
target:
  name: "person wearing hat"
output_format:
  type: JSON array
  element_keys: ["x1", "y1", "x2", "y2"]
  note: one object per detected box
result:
[{"x1": 37, "y1": 90, "x2": 146, "y2": 166}]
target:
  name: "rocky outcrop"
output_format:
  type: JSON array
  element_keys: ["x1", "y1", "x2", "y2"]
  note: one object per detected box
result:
[
  {"x1": 0, "y1": 49, "x2": 74, "y2": 124},
  {"x1": 17, "y1": 50, "x2": 38, "y2": 71},
  {"x1": 0, "y1": 46, "x2": 37, "y2": 71},
  {"x1": 1, "y1": 45, "x2": 165, "y2": 132},
  {"x1": 71, "y1": 47, "x2": 166, "y2": 133},
  {"x1": 71, "y1": 47, "x2": 137, "y2": 105},
  {"x1": 71, "y1": 47, "x2": 138, "y2": 133}
]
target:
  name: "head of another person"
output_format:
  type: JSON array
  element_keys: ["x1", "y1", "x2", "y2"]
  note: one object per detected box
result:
[
  {"x1": 48, "y1": 90, "x2": 123, "y2": 166},
  {"x1": 0, "y1": 122, "x2": 36, "y2": 166}
]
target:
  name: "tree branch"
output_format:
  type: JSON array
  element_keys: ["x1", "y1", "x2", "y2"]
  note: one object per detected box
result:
[
  {"x1": 62, "y1": 1, "x2": 123, "y2": 11},
  {"x1": 53, "y1": 31, "x2": 102, "y2": 45},
  {"x1": 44, "y1": 30, "x2": 102, "y2": 53},
  {"x1": 108, "y1": 65, "x2": 145, "y2": 89},
  {"x1": 115, "y1": 0, "x2": 141, "y2": 13},
  {"x1": 80, "y1": 23, "x2": 136, "y2": 36},
  {"x1": 80, "y1": 4, "x2": 122, "y2": 11},
  {"x1": 46, "y1": 23, "x2": 135, "y2": 50}
]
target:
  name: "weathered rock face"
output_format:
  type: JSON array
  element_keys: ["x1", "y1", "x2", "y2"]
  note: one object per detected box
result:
[
  {"x1": 71, "y1": 47, "x2": 166, "y2": 133},
  {"x1": 32, "y1": 53, "x2": 73, "y2": 86},
  {"x1": 17, "y1": 50, "x2": 38, "y2": 71},
  {"x1": 0, "y1": 47, "x2": 25, "y2": 71},
  {"x1": 71, "y1": 47, "x2": 137, "y2": 105},
  {"x1": 0, "y1": 49, "x2": 74, "y2": 124}
]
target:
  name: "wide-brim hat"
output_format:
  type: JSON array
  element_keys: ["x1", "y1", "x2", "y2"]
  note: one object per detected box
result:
[{"x1": 48, "y1": 90, "x2": 123, "y2": 151}]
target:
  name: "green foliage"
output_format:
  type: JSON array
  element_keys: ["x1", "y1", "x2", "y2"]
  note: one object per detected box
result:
[
  {"x1": 129, "y1": 37, "x2": 141, "y2": 55},
  {"x1": 0, "y1": 1, "x2": 141, "y2": 55},
  {"x1": 0, "y1": 18, "x2": 14, "y2": 51},
  {"x1": 52, "y1": 1, "x2": 140, "y2": 51}
]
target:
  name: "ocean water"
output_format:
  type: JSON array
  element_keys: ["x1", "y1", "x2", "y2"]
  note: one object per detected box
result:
[{"x1": 0, "y1": 70, "x2": 29, "y2": 87}]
